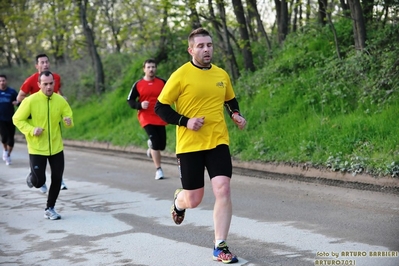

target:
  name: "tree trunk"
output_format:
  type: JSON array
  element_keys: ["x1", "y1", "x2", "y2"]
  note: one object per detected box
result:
[
  {"x1": 275, "y1": 0, "x2": 289, "y2": 45},
  {"x1": 347, "y1": 0, "x2": 367, "y2": 51},
  {"x1": 247, "y1": 0, "x2": 272, "y2": 58},
  {"x1": 215, "y1": 0, "x2": 240, "y2": 79},
  {"x1": 339, "y1": 0, "x2": 351, "y2": 18},
  {"x1": 0, "y1": 19, "x2": 13, "y2": 67},
  {"x1": 292, "y1": 0, "x2": 299, "y2": 32},
  {"x1": 362, "y1": 0, "x2": 374, "y2": 25},
  {"x1": 49, "y1": 1, "x2": 66, "y2": 66},
  {"x1": 208, "y1": 0, "x2": 225, "y2": 48},
  {"x1": 154, "y1": 4, "x2": 169, "y2": 64},
  {"x1": 0, "y1": 48, "x2": 12, "y2": 67},
  {"x1": 97, "y1": 0, "x2": 125, "y2": 53},
  {"x1": 381, "y1": 4, "x2": 389, "y2": 27},
  {"x1": 326, "y1": 1, "x2": 341, "y2": 60},
  {"x1": 306, "y1": 0, "x2": 311, "y2": 23},
  {"x1": 77, "y1": 0, "x2": 105, "y2": 94},
  {"x1": 187, "y1": 0, "x2": 202, "y2": 29},
  {"x1": 318, "y1": 0, "x2": 327, "y2": 26},
  {"x1": 245, "y1": 0, "x2": 256, "y2": 41},
  {"x1": 231, "y1": 0, "x2": 256, "y2": 71},
  {"x1": 299, "y1": 2, "x2": 303, "y2": 29}
]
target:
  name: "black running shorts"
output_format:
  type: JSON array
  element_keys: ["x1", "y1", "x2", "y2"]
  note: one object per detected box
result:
[
  {"x1": 144, "y1": 124, "x2": 166, "y2": 150},
  {"x1": 176, "y1": 144, "x2": 232, "y2": 190}
]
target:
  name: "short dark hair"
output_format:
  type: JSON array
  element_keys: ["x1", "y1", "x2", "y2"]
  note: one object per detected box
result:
[
  {"x1": 0, "y1": 74, "x2": 7, "y2": 79},
  {"x1": 38, "y1": 70, "x2": 53, "y2": 82},
  {"x1": 36, "y1": 54, "x2": 49, "y2": 64},
  {"x1": 188, "y1": 28, "x2": 212, "y2": 47},
  {"x1": 143, "y1": 58, "x2": 157, "y2": 67}
]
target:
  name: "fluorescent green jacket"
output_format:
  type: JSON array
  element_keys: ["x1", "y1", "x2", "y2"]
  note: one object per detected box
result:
[{"x1": 13, "y1": 90, "x2": 74, "y2": 156}]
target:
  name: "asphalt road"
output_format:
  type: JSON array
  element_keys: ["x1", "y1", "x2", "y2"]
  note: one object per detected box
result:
[{"x1": 1, "y1": 143, "x2": 398, "y2": 266}]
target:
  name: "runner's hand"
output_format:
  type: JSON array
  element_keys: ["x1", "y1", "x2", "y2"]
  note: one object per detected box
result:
[
  {"x1": 141, "y1": 101, "x2": 149, "y2": 109},
  {"x1": 232, "y1": 113, "x2": 246, "y2": 130},
  {"x1": 187, "y1": 117, "x2": 205, "y2": 131},
  {"x1": 33, "y1": 127, "x2": 44, "y2": 136}
]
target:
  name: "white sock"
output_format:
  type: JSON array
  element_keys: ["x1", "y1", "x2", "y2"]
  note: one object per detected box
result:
[{"x1": 174, "y1": 199, "x2": 184, "y2": 211}]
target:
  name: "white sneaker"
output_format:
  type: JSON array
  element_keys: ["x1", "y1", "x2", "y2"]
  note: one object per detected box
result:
[
  {"x1": 61, "y1": 180, "x2": 68, "y2": 190},
  {"x1": 44, "y1": 207, "x2": 61, "y2": 220},
  {"x1": 155, "y1": 168, "x2": 164, "y2": 180},
  {"x1": 2, "y1": 150, "x2": 7, "y2": 161},
  {"x1": 5, "y1": 156, "x2": 11, "y2": 165},
  {"x1": 39, "y1": 184, "x2": 48, "y2": 193}
]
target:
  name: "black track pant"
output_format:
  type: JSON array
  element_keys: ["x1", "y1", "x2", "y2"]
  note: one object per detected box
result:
[{"x1": 29, "y1": 151, "x2": 64, "y2": 209}]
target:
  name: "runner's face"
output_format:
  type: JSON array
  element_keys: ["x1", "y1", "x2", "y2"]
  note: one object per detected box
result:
[
  {"x1": 38, "y1": 74, "x2": 55, "y2": 97},
  {"x1": 188, "y1": 36, "x2": 213, "y2": 68},
  {"x1": 144, "y1": 63, "x2": 156, "y2": 78},
  {"x1": 0, "y1": 77, "x2": 6, "y2": 90},
  {"x1": 36, "y1": 57, "x2": 50, "y2": 72}
]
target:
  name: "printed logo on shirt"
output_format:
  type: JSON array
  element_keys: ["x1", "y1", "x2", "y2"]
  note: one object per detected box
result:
[{"x1": 216, "y1": 81, "x2": 224, "y2": 88}]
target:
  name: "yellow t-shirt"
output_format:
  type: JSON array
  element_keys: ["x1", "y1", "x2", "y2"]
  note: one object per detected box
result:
[{"x1": 158, "y1": 62, "x2": 235, "y2": 154}]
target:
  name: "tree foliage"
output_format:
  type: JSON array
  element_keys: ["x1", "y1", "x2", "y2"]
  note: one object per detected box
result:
[{"x1": 0, "y1": 0, "x2": 398, "y2": 84}]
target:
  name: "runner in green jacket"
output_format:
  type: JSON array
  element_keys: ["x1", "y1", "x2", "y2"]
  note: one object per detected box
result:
[{"x1": 13, "y1": 70, "x2": 74, "y2": 220}]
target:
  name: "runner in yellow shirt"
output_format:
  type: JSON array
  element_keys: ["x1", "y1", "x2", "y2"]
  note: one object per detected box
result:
[{"x1": 155, "y1": 28, "x2": 246, "y2": 264}]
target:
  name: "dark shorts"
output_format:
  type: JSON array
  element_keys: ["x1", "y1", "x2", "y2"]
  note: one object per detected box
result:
[
  {"x1": 176, "y1": 144, "x2": 232, "y2": 190},
  {"x1": 144, "y1": 125, "x2": 166, "y2": 150},
  {"x1": 0, "y1": 120, "x2": 15, "y2": 147}
]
